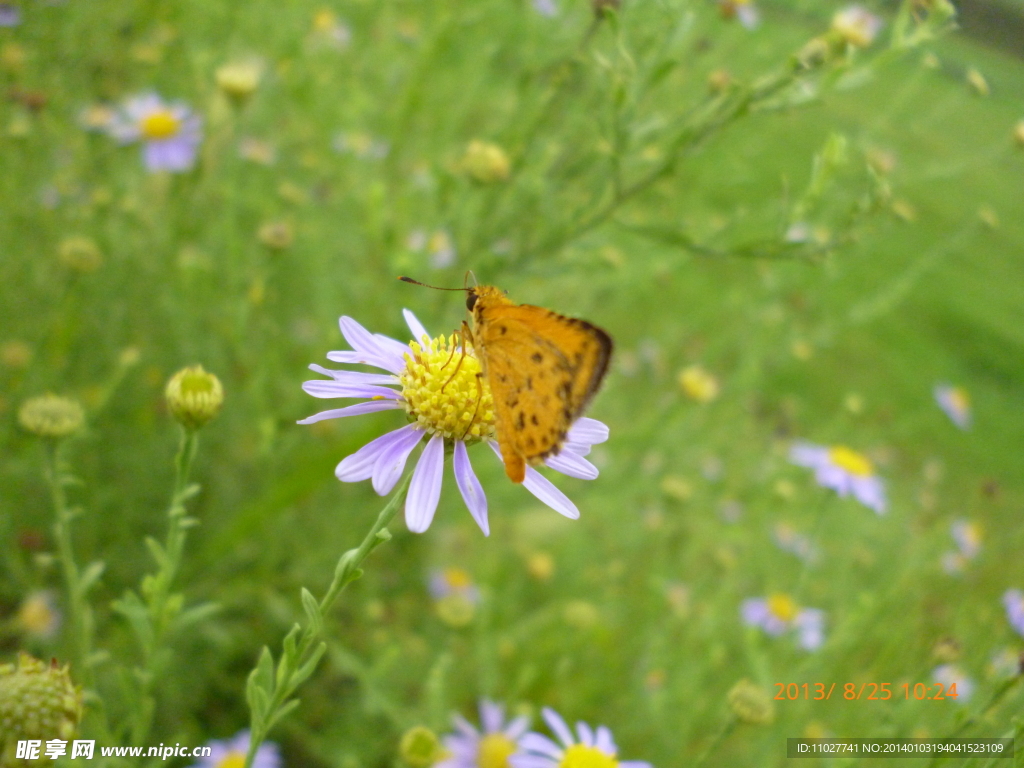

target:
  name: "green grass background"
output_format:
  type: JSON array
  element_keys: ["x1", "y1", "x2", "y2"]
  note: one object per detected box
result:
[{"x1": 2, "y1": 0, "x2": 1023, "y2": 765}]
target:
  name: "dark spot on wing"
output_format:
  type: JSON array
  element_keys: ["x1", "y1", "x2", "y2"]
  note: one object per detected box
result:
[
  {"x1": 516, "y1": 411, "x2": 525, "y2": 431},
  {"x1": 531, "y1": 414, "x2": 539, "y2": 426},
  {"x1": 532, "y1": 352, "x2": 543, "y2": 363}
]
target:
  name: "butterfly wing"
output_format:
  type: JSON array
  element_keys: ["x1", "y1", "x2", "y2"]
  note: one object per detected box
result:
[{"x1": 474, "y1": 301, "x2": 612, "y2": 483}]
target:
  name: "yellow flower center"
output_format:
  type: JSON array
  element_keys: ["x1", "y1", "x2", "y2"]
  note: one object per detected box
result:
[
  {"x1": 827, "y1": 445, "x2": 873, "y2": 477},
  {"x1": 139, "y1": 109, "x2": 181, "y2": 140},
  {"x1": 444, "y1": 567, "x2": 473, "y2": 589},
  {"x1": 767, "y1": 593, "x2": 799, "y2": 622},
  {"x1": 400, "y1": 335, "x2": 495, "y2": 442},
  {"x1": 478, "y1": 733, "x2": 517, "y2": 768},
  {"x1": 215, "y1": 752, "x2": 245, "y2": 768},
  {"x1": 18, "y1": 595, "x2": 56, "y2": 635},
  {"x1": 559, "y1": 744, "x2": 618, "y2": 768}
]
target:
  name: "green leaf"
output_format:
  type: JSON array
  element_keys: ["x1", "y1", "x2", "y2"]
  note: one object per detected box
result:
[
  {"x1": 290, "y1": 642, "x2": 327, "y2": 688},
  {"x1": 247, "y1": 671, "x2": 271, "y2": 723},
  {"x1": 112, "y1": 591, "x2": 153, "y2": 647},
  {"x1": 266, "y1": 698, "x2": 301, "y2": 731},
  {"x1": 175, "y1": 601, "x2": 221, "y2": 629},
  {"x1": 144, "y1": 537, "x2": 167, "y2": 568},
  {"x1": 77, "y1": 560, "x2": 106, "y2": 595},
  {"x1": 254, "y1": 646, "x2": 276, "y2": 695},
  {"x1": 301, "y1": 588, "x2": 323, "y2": 636}
]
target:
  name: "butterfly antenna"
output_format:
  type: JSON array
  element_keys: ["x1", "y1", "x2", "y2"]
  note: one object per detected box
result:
[{"x1": 398, "y1": 276, "x2": 469, "y2": 292}]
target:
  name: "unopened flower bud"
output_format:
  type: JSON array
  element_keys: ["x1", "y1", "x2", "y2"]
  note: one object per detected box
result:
[
  {"x1": 18, "y1": 394, "x2": 85, "y2": 438},
  {"x1": 165, "y1": 365, "x2": 224, "y2": 430},
  {"x1": 727, "y1": 679, "x2": 775, "y2": 724},
  {"x1": 830, "y1": 5, "x2": 883, "y2": 48},
  {"x1": 215, "y1": 59, "x2": 263, "y2": 102},
  {"x1": 58, "y1": 236, "x2": 103, "y2": 273},
  {"x1": 0, "y1": 653, "x2": 83, "y2": 762},
  {"x1": 678, "y1": 365, "x2": 720, "y2": 403},
  {"x1": 461, "y1": 140, "x2": 510, "y2": 184},
  {"x1": 399, "y1": 726, "x2": 441, "y2": 768},
  {"x1": 258, "y1": 220, "x2": 294, "y2": 249}
]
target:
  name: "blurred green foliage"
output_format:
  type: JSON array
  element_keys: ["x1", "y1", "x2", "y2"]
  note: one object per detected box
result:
[{"x1": 1, "y1": 0, "x2": 1023, "y2": 766}]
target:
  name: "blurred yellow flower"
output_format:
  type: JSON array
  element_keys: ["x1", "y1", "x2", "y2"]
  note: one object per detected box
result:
[
  {"x1": 17, "y1": 592, "x2": 61, "y2": 639},
  {"x1": 1, "y1": 340, "x2": 32, "y2": 369},
  {"x1": 216, "y1": 59, "x2": 263, "y2": 101},
  {"x1": 526, "y1": 552, "x2": 555, "y2": 581},
  {"x1": 258, "y1": 220, "x2": 294, "y2": 249},
  {"x1": 677, "y1": 365, "x2": 719, "y2": 403},
  {"x1": 461, "y1": 140, "x2": 511, "y2": 184},
  {"x1": 831, "y1": 5, "x2": 883, "y2": 48},
  {"x1": 58, "y1": 236, "x2": 103, "y2": 272}
]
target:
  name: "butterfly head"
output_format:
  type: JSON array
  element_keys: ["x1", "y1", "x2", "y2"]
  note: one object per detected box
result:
[{"x1": 466, "y1": 285, "x2": 509, "y2": 313}]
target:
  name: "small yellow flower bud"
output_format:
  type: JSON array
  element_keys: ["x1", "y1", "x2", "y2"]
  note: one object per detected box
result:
[
  {"x1": 1, "y1": 340, "x2": 33, "y2": 369},
  {"x1": 727, "y1": 679, "x2": 775, "y2": 724},
  {"x1": 258, "y1": 220, "x2": 295, "y2": 249},
  {"x1": 18, "y1": 394, "x2": 85, "y2": 438},
  {"x1": 0, "y1": 653, "x2": 83, "y2": 763},
  {"x1": 216, "y1": 59, "x2": 263, "y2": 102},
  {"x1": 399, "y1": 726, "x2": 442, "y2": 768},
  {"x1": 678, "y1": 365, "x2": 720, "y2": 403},
  {"x1": 1014, "y1": 120, "x2": 1024, "y2": 148},
  {"x1": 526, "y1": 551, "x2": 555, "y2": 581},
  {"x1": 1, "y1": 42, "x2": 26, "y2": 73},
  {"x1": 830, "y1": 6, "x2": 883, "y2": 48},
  {"x1": 461, "y1": 140, "x2": 511, "y2": 184},
  {"x1": 165, "y1": 365, "x2": 224, "y2": 430},
  {"x1": 58, "y1": 236, "x2": 103, "y2": 272},
  {"x1": 563, "y1": 600, "x2": 600, "y2": 629}
]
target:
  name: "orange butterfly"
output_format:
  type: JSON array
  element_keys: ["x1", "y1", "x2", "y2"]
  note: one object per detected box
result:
[{"x1": 399, "y1": 277, "x2": 613, "y2": 483}]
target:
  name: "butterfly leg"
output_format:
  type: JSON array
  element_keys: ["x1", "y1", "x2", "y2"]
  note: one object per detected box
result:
[{"x1": 440, "y1": 321, "x2": 473, "y2": 393}]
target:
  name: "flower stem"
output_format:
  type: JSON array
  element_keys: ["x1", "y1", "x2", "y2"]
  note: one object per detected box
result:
[
  {"x1": 244, "y1": 473, "x2": 412, "y2": 768},
  {"x1": 692, "y1": 717, "x2": 735, "y2": 768},
  {"x1": 44, "y1": 440, "x2": 95, "y2": 688},
  {"x1": 128, "y1": 426, "x2": 200, "y2": 745}
]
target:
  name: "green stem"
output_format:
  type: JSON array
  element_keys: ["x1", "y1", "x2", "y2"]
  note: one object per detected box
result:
[
  {"x1": 44, "y1": 441, "x2": 94, "y2": 688},
  {"x1": 692, "y1": 718, "x2": 736, "y2": 768},
  {"x1": 148, "y1": 427, "x2": 200, "y2": 641},
  {"x1": 129, "y1": 426, "x2": 200, "y2": 746},
  {"x1": 244, "y1": 472, "x2": 412, "y2": 768}
]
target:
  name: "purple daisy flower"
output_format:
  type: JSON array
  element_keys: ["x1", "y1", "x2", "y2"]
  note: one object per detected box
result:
[
  {"x1": 932, "y1": 665, "x2": 974, "y2": 703},
  {"x1": 189, "y1": 731, "x2": 280, "y2": 768},
  {"x1": 299, "y1": 310, "x2": 608, "y2": 535},
  {"x1": 532, "y1": 0, "x2": 558, "y2": 17},
  {"x1": 437, "y1": 699, "x2": 529, "y2": 768},
  {"x1": 790, "y1": 441, "x2": 886, "y2": 514},
  {"x1": 0, "y1": 3, "x2": 21, "y2": 26},
  {"x1": 1003, "y1": 589, "x2": 1024, "y2": 638},
  {"x1": 511, "y1": 708, "x2": 651, "y2": 768},
  {"x1": 934, "y1": 383, "x2": 971, "y2": 429},
  {"x1": 108, "y1": 92, "x2": 202, "y2": 172},
  {"x1": 741, "y1": 594, "x2": 825, "y2": 651}
]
